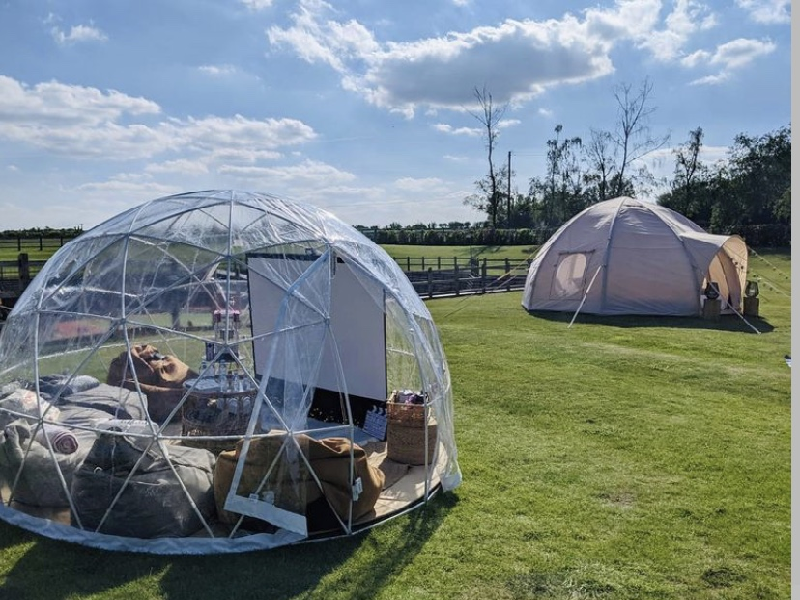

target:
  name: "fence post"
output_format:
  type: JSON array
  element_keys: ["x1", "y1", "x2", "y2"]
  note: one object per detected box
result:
[
  {"x1": 481, "y1": 259, "x2": 487, "y2": 293},
  {"x1": 421, "y1": 256, "x2": 425, "y2": 271},
  {"x1": 505, "y1": 258, "x2": 511, "y2": 291},
  {"x1": 16, "y1": 236, "x2": 21, "y2": 252},
  {"x1": 427, "y1": 267, "x2": 433, "y2": 299},
  {"x1": 18, "y1": 253, "x2": 30, "y2": 291},
  {"x1": 407, "y1": 257, "x2": 411, "y2": 271},
  {"x1": 454, "y1": 263, "x2": 460, "y2": 296},
  {"x1": 437, "y1": 257, "x2": 441, "y2": 270}
]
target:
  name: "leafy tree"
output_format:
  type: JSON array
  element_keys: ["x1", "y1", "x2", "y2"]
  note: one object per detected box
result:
[
  {"x1": 583, "y1": 129, "x2": 615, "y2": 203},
  {"x1": 528, "y1": 125, "x2": 584, "y2": 225},
  {"x1": 726, "y1": 125, "x2": 791, "y2": 226},
  {"x1": 659, "y1": 124, "x2": 790, "y2": 237},
  {"x1": 659, "y1": 127, "x2": 712, "y2": 223}
]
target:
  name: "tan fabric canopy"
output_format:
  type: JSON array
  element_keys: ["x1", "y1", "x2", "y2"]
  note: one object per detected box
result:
[{"x1": 522, "y1": 197, "x2": 748, "y2": 316}]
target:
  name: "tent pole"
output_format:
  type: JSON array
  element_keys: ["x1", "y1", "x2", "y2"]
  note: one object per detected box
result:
[
  {"x1": 568, "y1": 265, "x2": 604, "y2": 328},
  {"x1": 707, "y1": 280, "x2": 761, "y2": 334},
  {"x1": 727, "y1": 302, "x2": 761, "y2": 335}
]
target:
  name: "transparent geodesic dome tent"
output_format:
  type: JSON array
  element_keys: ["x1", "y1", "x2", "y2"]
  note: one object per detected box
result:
[{"x1": 0, "y1": 190, "x2": 461, "y2": 554}]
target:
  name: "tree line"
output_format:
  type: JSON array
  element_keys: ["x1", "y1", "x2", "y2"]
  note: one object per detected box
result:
[
  {"x1": 461, "y1": 79, "x2": 790, "y2": 247},
  {"x1": 0, "y1": 226, "x2": 84, "y2": 239}
]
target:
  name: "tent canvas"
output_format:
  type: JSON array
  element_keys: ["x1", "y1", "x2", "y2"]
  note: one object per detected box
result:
[{"x1": 522, "y1": 197, "x2": 749, "y2": 317}]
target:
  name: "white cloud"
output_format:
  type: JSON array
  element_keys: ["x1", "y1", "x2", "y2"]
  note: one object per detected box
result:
[
  {"x1": 681, "y1": 38, "x2": 777, "y2": 85},
  {"x1": 681, "y1": 37, "x2": 776, "y2": 84},
  {"x1": 584, "y1": 0, "x2": 663, "y2": 41},
  {"x1": 241, "y1": 0, "x2": 274, "y2": 10},
  {"x1": 359, "y1": 18, "x2": 615, "y2": 115},
  {"x1": 269, "y1": 2, "x2": 619, "y2": 116},
  {"x1": 265, "y1": 0, "x2": 783, "y2": 119},
  {"x1": 145, "y1": 158, "x2": 210, "y2": 175},
  {"x1": 165, "y1": 115, "x2": 317, "y2": 153},
  {"x1": 0, "y1": 76, "x2": 318, "y2": 160},
  {"x1": 198, "y1": 64, "x2": 238, "y2": 77},
  {"x1": 434, "y1": 123, "x2": 482, "y2": 136},
  {"x1": 217, "y1": 159, "x2": 356, "y2": 186},
  {"x1": 0, "y1": 76, "x2": 159, "y2": 124},
  {"x1": 709, "y1": 37, "x2": 776, "y2": 69},
  {"x1": 637, "y1": 0, "x2": 717, "y2": 61},
  {"x1": 267, "y1": 0, "x2": 379, "y2": 73},
  {"x1": 735, "y1": 0, "x2": 790, "y2": 24},
  {"x1": 51, "y1": 23, "x2": 108, "y2": 45},
  {"x1": 498, "y1": 119, "x2": 521, "y2": 129},
  {"x1": 393, "y1": 177, "x2": 447, "y2": 192},
  {"x1": 688, "y1": 72, "x2": 729, "y2": 85},
  {"x1": 680, "y1": 49, "x2": 711, "y2": 68},
  {"x1": 208, "y1": 148, "x2": 283, "y2": 163}
]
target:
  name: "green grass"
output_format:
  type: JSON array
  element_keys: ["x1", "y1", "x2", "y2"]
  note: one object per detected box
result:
[{"x1": 0, "y1": 248, "x2": 791, "y2": 599}]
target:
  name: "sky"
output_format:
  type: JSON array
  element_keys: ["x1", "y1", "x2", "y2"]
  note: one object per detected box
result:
[{"x1": 0, "y1": 0, "x2": 791, "y2": 231}]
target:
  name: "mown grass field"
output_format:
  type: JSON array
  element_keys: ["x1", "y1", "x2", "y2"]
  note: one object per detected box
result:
[{"x1": 0, "y1": 246, "x2": 792, "y2": 599}]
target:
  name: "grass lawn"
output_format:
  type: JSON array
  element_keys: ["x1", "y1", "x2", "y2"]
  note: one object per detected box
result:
[{"x1": 0, "y1": 248, "x2": 791, "y2": 599}]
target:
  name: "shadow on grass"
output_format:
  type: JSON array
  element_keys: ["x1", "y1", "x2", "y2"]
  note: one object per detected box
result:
[
  {"x1": 526, "y1": 310, "x2": 774, "y2": 334},
  {"x1": 0, "y1": 494, "x2": 456, "y2": 600}
]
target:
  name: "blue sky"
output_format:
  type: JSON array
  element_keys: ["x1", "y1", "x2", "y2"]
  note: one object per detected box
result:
[{"x1": 0, "y1": 0, "x2": 790, "y2": 230}]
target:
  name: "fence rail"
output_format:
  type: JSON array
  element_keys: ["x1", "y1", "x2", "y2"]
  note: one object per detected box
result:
[
  {"x1": 402, "y1": 257, "x2": 531, "y2": 297},
  {"x1": 0, "y1": 254, "x2": 44, "y2": 299},
  {"x1": 0, "y1": 254, "x2": 531, "y2": 317},
  {"x1": 0, "y1": 236, "x2": 74, "y2": 252}
]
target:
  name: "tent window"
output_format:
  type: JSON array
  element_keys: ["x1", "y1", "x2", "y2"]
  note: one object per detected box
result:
[{"x1": 550, "y1": 252, "x2": 589, "y2": 300}]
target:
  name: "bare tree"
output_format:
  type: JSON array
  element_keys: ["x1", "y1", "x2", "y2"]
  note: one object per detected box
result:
[
  {"x1": 464, "y1": 85, "x2": 508, "y2": 227},
  {"x1": 609, "y1": 77, "x2": 670, "y2": 198}
]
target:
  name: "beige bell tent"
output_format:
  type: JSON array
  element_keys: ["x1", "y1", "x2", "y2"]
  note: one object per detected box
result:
[{"x1": 522, "y1": 197, "x2": 749, "y2": 317}]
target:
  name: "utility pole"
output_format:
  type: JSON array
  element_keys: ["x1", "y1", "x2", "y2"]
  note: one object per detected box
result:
[{"x1": 507, "y1": 150, "x2": 512, "y2": 225}]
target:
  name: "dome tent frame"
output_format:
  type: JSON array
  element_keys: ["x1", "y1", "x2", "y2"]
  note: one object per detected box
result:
[{"x1": 0, "y1": 190, "x2": 461, "y2": 554}]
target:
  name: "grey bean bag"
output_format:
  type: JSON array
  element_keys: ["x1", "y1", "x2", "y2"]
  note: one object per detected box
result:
[{"x1": 70, "y1": 433, "x2": 216, "y2": 538}]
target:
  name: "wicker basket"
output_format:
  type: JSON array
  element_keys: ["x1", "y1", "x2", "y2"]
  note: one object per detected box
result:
[{"x1": 386, "y1": 399, "x2": 437, "y2": 465}]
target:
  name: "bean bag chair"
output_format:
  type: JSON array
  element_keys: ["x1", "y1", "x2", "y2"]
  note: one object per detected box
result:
[
  {"x1": 70, "y1": 433, "x2": 216, "y2": 538},
  {"x1": 213, "y1": 434, "x2": 384, "y2": 529},
  {"x1": 0, "y1": 420, "x2": 84, "y2": 508},
  {"x1": 106, "y1": 344, "x2": 196, "y2": 423}
]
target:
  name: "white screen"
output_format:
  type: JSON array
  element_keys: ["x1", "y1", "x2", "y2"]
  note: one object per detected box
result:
[{"x1": 247, "y1": 254, "x2": 387, "y2": 400}]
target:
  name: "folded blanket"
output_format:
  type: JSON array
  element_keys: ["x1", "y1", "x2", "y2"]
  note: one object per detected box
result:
[{"x1": 34, "y1": 424, "x2": 79, "y2": 455}]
